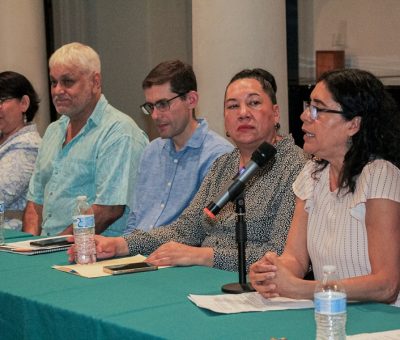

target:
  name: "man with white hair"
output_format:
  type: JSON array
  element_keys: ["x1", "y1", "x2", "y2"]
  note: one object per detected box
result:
[{"x1": 23, "y1": 42, "x2": 148, "y2": 236}]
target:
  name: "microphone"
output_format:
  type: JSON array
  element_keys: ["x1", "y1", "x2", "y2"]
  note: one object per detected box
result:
[{"x1": 204, "y1": 142, "x2": 276, "y2": 219}]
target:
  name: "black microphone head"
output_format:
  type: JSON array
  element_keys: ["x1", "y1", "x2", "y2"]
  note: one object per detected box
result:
[{"x1": 251, "y1": 142, "x2": 276, "y2": 167}]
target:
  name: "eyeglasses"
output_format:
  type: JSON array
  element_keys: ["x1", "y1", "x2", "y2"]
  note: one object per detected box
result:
[
  {"x1": 140, "y1": 93, "x2": 187, "y2": 115},
  {"x1": 0, "y1": 96, "x2": 14, "y2": 106},
  {"x1": 303, "y1": 101, "x2": 343, "y2": 120}
]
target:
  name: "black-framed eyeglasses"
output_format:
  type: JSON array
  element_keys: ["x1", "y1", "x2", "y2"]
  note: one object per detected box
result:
[
  {"x1": 140, "y1": 93, "x2": 187, "y2": 115},
  {"x1": 303, "y1": 101, "x2": 343, "y2": 120},
  {"x1": 0, "y1": 96, "x2": 14, "y2": 106}
]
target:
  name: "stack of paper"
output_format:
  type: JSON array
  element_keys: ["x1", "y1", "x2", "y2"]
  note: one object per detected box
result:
[{"x1": 188, "y1": 292, "x2": 314, "y2": 314}]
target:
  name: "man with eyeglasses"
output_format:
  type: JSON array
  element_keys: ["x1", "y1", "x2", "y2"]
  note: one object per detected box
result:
[
  {"x1": 124, "y1": 60, "x2": 232, "y2": 233},
  {"x1": 23, "y1": 42, "x2": 148, "y2": 237}
]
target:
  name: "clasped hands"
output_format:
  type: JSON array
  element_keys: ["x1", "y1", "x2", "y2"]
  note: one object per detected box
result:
[{"x1": 249, "y1": 251, "x2": 300, "y2": 299}]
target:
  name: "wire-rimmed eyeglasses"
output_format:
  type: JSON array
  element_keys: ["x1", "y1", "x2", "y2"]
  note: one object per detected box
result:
[
  {"x1": 140, "y1": 93, "x2": 187, "y2": 115},
  {"x1": 303, "y1": 101, "x2": 343, "y2": 120}
]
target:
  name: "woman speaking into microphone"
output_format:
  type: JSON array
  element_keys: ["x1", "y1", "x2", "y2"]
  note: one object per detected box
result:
[{"x1": 69, "y1": 68, "x2": 307, "y2": 271}]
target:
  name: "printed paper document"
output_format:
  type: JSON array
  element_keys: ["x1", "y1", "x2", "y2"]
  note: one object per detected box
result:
[{"x1": 188, "y1": 292, "x2": 314, "y2": 314}]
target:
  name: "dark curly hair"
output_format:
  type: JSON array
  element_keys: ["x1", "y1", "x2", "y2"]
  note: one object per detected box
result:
[
  {"x1": 313, "y1": 68, "x2": 400, "y2": 193},
  {"x1": 0, "y1": 71, "x2": 40, "y2": 122}
]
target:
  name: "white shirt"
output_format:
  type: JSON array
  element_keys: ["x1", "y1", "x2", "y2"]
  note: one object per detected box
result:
[{"x1": 294, "y1": 159, "x2": 400, "y2": 306}]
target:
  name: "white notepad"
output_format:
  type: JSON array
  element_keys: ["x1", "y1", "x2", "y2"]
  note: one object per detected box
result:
[{"x1": 0, "y1": 235, "x2": 72, "y2": 255}]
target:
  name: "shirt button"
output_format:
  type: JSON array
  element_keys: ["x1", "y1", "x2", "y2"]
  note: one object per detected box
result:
[
  {"x1": 48, "y1": 213, "x2": 52, "y2": 218},
  {"x1": 49, "y1": 192, "x2": 53, "y2": 196},
  {"x1": 173, "y1": 159, "x2": 178, "y2": 163},
  {"x1": 160, "y1": 203, "x2": 165, "y2": 208},
  {"x1": 167, "y1": 182, "x2": 171, "y2": 187}
]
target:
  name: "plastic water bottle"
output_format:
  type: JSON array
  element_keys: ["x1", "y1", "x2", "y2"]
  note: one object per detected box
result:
[
  {"x1": 314, "y1": 265, "x2": 346, "y2": 340},
  {"x1": 73, "y1": 196, "x2": 96, "y2": 264},
  {"x1": 0, "y1": 197, "x2": 5, "y2": 245}
]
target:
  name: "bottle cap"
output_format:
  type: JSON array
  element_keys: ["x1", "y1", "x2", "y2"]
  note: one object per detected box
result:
[{"x1": 322, "y1": 265, "x2": 336, "y2": 273}]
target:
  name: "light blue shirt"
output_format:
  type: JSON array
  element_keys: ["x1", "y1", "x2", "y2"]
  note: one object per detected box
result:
[
  {"x1": 124, "y1": 118, "x2": 233, "y2": 233},
  {"x1": 27, "y1": 95, "x2": 148, "y2": 236},
  {"x1": 0, "y1": 124, "x2": 41, "y2": 230}
]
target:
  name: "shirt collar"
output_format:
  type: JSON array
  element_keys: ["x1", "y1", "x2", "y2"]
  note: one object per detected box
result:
[
  {"x1": 87, "y1": 94, "x2": 107, "y2": 127},
  {"x1": 57, "y1": 94, "x2": 107, "y2": 130},
  {"x1": 164, "y1": 118, "x2": 208, "y2": 152}
]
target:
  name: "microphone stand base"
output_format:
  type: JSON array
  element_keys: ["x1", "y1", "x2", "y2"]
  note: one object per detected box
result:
[{"x1": 221, "y1": 282, "x2": 255, "y2": 294}]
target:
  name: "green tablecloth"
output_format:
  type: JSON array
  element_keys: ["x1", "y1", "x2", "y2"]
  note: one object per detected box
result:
[
  {"x1": 3, "y1": 229, "x2": 32, "y2": 240},
  {"x1": 0, "y1": 237, "x2": 399, "y2": 339}
]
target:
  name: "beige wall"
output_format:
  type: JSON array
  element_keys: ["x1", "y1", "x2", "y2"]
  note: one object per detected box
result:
[
  {"x1": 299, "y1": 0, "x2": 400, "y2": 83},
  {"x1": 192, "y1": 0, "x2": 289, "y2": 137},
  {"x1": 52, "y1": 0, "x2": 192, "y2": 140},
  {"x1": 52, "y1": 0, "x2": 289, "y2": 138},
  {"x1": 3, "y1": 1, "x2": 399, "y2": 136},
  {"x1": 0, "y1": 0, "x2": 50, "y2": 136}
]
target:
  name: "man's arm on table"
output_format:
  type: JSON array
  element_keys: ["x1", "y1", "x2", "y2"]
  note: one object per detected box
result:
[
  {"x1": 22, "y1": 201, "x2": 43, "y2": 235},
  {"x1": 59, "y1": 204, "x2": 125, "y2": 235}
]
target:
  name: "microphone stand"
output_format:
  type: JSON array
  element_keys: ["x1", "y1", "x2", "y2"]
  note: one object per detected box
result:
[{"x1": 221, "y1": 193, "x2": 255, "y2": 294}]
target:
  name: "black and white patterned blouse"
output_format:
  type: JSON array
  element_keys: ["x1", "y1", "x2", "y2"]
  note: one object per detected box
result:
[{"x1": 123, "y1": 135, "x2": 307, "y2": 271}]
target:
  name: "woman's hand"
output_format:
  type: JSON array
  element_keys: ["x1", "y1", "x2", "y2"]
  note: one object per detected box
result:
[
  {"x1": 250, "y1": 252, "x2": 312, "y2": 299},
  {"x1": 146, "y1": 241, "x2": 214, "y2": 267},
  {"x1": 67, "y1": 235, "x2": 129, "y2": 262},
  {"x1": 249, "y1": 252, "x2": 279, "y2": 298}
]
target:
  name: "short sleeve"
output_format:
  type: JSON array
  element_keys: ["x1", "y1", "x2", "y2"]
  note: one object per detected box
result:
[
  {"x1": 293, "y1": 160, "x2": 316, "y2": 212},
  {"x1": 351, "y1": 159, "x2": 400, "y2": 209},
  {"x1": 27, "y1": 124, "x2": 57, "y2": 205}
]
